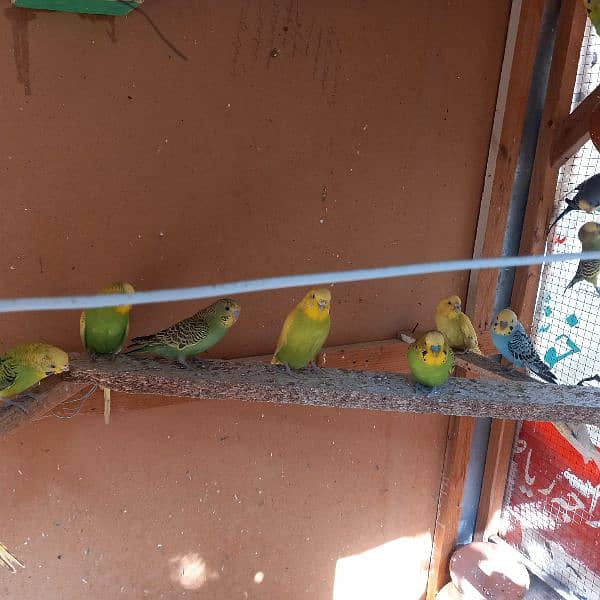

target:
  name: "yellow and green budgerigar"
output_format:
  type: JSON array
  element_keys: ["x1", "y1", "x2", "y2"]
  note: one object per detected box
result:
[
  {"x1": 566, "y1": 221, "x2": 600, "y2": 295},
  {"x1": 0, "y1": 343, "x2": 69, "y2": 409},
  {"x1": 0, "y1": 541, "x2": 24, "y2": 573},
  {"x1": 271, "y1": 288, "x2": 331, "y2": 370},
  {"x1": 407, "y1": 331, "x2": 454, "y2": 391},
  {"x1": 584, "y1": 0, "x2": 600, "y2": 36},
  {"x1": 435, "y1": 295, "x2": 482, "y2": 354},
  {"x1": 126, "y1": 298, "x2": 241, "y2": 366},
  {"x1": 80, "y1": 282, "x2": 134, "y2": 424}
]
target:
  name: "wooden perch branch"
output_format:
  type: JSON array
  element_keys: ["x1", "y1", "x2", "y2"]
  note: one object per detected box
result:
[
  {"x1": 0, "y1": 379, "x2": 88, "y2": 436},
  {"x1": 2, "y1": 344, "x2": 599, "y2": 436},
  {"x1": 453, "y1": 351, "x2": 532, "y2": 382},
  {"x1": 61, "y1": 353, "x2": 600, "y2": 424}
]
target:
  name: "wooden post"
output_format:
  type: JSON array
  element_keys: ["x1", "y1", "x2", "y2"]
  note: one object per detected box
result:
[
  {"x1": 426, "y1": 0, "x2": 549, "y2": 594},
  {"x1": 512, "y1": 0, "x2": 588, "y2": 325},
  {"x1": 474, "y1": 0, "x2": 588, "y2": 545}
]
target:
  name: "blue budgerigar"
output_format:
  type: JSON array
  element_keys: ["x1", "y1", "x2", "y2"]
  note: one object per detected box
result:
[{"x1": 491, "y1": 308, "x2": 557, "y2": 384}]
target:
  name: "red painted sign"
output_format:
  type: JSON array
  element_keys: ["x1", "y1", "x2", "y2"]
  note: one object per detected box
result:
[{"x1": 503, "y1": 421, "x2": 600, "y2": 578}]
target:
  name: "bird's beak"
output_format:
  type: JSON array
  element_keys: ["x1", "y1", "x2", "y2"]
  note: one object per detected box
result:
[
  {"x1": 46, "y1": 366, "x2": 68, "y2": 376},
  {"x1": 499, "y1": 320, "x2": 508, "y2": 328},
  {"x1": 453, "y1": 303, "x2": 461, "y2": 312},
  {"x1": 430, "y1": 344, "x2": 441, "y2": 355},
  {"x1": 318, "y1": 299, "x2": 328, "y2": 311}
]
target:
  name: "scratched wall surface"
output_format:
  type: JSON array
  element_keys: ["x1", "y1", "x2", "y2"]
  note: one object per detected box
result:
[
  {"x1": 501, "y1": 20, "x2": 600, "y2": 599},
  {"x1": 0, "y1": 1, "x2": 511, "y2": 599},
  {"x1": 0, "y1": 0, "x2": 510, "y2": 354}
]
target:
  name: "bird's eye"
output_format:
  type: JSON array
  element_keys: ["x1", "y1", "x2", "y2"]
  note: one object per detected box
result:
[
  {"x1": 447, "y1": 301, "x2": 451, "y2": 305},
  {"x1": 50, "y1": 364, "x2": 56, "y2": 369},
  {"x1": 225, "y1": 306, "x2": 230, "y2": 311},
  {"x1": 312, "y1": 294, "x2": 315, "y2": 299}
]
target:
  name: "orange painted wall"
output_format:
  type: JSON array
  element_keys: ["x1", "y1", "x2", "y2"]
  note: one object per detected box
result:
[{"x1": 0, "y1": 1, "x2": 511, "y2": 598}]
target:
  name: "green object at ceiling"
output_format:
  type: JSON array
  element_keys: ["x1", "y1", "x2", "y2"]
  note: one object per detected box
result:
[{"x1": 11, "y1": 0, "x2": 142, "y2": 16}]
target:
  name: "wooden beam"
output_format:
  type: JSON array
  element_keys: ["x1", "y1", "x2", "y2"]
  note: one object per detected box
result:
[
  {"x1": 474, "y1": 419, "x2": 517, "y2": 542},
  {"x1": 428, "y1": 2, "x2": 547, "y2": 596},
  {"x1": 512, "y1": 0, "x2": 587, "y2": 325},
  {"x1": 468, "y1": 0, "x2": 546, "y2": 334},
  {"x1": 550, "y1": 83, "x2": 600, "y2": 167},
  {"x1": 463, "y1": 0, "x2": 587, "y2": 561},
  {"x1": 426, "y1": 415, "x2": 476, "y2": 599}
]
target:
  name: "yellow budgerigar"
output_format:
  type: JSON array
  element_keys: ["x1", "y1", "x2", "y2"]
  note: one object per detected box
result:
[
  {"x1": 272, "y1": 288, "x2": 331, "y2": 371},
  {"x1": 435, "y1": 295, "x2": 482, "y2": 354}
]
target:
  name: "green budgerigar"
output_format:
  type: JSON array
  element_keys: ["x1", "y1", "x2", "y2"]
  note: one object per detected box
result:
[
  {"x1": 271, "y1": 288, "x2": 331, "y2": 370},
  {"x1": 584, "y1": 0, "x2": 600, "y2": 36},
  {"x1": 0, "y1": 343, "x2": 69, "y2": 409},
  {"x1": 566, "y1": 221, "x2": 600, "y2": 295},
  {"x1": 407, "y1": 331, "x2": 454, "y2": 392},
  {"x1": 80, "y1": 282, "x2": 134, "y2": 424},
  {"x1": 126, "y1": 298, "x2": 241, "y2": 366}
]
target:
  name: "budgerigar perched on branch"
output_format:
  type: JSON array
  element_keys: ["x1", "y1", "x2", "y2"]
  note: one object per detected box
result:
[
  {"x1": 80, "y1": 282, "x2": 134, "y2": 424},
  {"x1": 271, "y1": 288, "x2": 331, "y2": 370},
  {"x1": 491, "y1": 309, "x2": 557, "y2": 383},
  {"x1": 435, "y1": 295, "x2": 482, "y2": 354},
  {"x1": 547, "y1": 172, "x2": 600, "y2": 232},
  {"x1": 407, "y1": 331, "x2": 454, "y2": 392},
  {"x1": 126, "y1": 298, "x2": 240, "y2": 367},
  {"x1": 566, "y1": 221, "x2": 600, "y2": 296},
  {"x1": 0, "y1": 343, "x2": 69, "y2": 409}
]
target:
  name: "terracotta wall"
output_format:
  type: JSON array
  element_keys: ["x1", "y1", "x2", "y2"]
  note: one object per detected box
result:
[{"x1": 0, "y1": 1, "x2": 510, "y2": 598}]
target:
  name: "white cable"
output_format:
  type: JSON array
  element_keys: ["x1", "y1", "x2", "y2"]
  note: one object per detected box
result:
[{"x1": 0, "y1": 250, "x2": 599, "y2": 313}]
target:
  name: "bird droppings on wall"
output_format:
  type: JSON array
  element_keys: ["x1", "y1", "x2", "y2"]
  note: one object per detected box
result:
[{"x1": 4, "y1": 7, "x2": 35, "y2": 95}]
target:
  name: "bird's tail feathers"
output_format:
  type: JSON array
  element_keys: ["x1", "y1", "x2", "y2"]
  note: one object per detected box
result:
[
  {"x1": 125, "y1": 335, "x2": 156, "y2": 353},
  {"x1": 0, "y1": 542, "x2": 24, "y2": 573},
  {"x1": 530, "y1": 358, "x2": 557, "y2": 384},
  {"x1": 566, "y1": 275, "x2": 582, "y2": 291},
  {"x1": 546, "y1": 204, "x2": 573, "y2": 234}
]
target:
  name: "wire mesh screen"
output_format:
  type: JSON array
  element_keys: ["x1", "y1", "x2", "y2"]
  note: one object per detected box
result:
[{"x1": 500, "y1": 20, "x2": 600, "y2": 599}]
